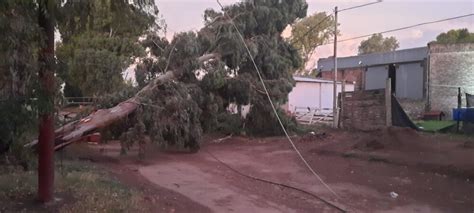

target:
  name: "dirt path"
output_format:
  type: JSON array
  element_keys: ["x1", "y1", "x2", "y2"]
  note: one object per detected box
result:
[{"x1": 83, "y1": 129, "x2": 474, "y2": 212}]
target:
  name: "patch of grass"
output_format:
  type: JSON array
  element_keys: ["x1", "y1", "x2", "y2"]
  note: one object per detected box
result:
[
  {"x1": 0, "y1": 160, "x2": 147, "y2": 212},
  {"x1": 416, "y1": 120, "x2": 456, "y2": 132}
]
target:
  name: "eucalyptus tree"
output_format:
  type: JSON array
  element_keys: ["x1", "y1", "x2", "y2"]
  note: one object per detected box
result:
[
  {"x1": 358, "y1": 33, "x2": 399, "y2": 55},
  {"x1": 57, "y1": 0, "x2": 159, "y2": 97},
  {"x1": 290, "y1": 12, "x2": 336, "y2": 74},
  {"x1": 52, "y1": 0, "x2": 309, "y2": 153}
]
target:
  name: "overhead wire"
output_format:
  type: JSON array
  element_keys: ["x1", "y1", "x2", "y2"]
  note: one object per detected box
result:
[
  {"x1": 291, "y1": 6, "x2": 472, "y2": 54},
  {"x1": 306, "y1": 13, "x2": 474, "y2": 49},
  {"x1": 203, "y1": 149, "x2": 347, "y2": 212},
  {"x1": 216, "y1": 0, "x2": 341, "y2": 199},
  {"x1": 290, "y1": 1, "x2": 382, "y2": 48},
  {"x1": 338, "y1": 0, "x2": 383, "y2": 12},
  {"x1": 290, "y1": 13, "x2": 334, "y2": 46},
  {"x1": 336, "y1": 13, "x2": 474, "y2": 43}
]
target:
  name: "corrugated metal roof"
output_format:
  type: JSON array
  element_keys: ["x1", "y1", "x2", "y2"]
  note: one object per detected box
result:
[
  {"x1": 293, "y1": 76, "x2": 353, "y2": 84},
  {"x1": 317, "y1": 46, "x2": 428, "y2": 72}
]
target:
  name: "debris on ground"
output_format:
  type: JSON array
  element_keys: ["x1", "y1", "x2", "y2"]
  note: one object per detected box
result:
[
  {"x1": 390, "y1": 192, "x2": 399, "y2": 199},
  {"x1": 211, "y1": 135, "x2": 233, "y2": 143},
  {"x1": 298, "y1": 132, "x2": 330, "y2": 143}
]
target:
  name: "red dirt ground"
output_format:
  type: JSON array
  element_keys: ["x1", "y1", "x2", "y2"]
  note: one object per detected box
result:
[{"x1": 75, "y1": 127, "x2": 474, "y2": 213}]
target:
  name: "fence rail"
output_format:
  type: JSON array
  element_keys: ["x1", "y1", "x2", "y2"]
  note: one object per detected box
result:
[
  {"x1": 293, "y1": 107, "x2": 333, "y2": 125},
  {"x1": 64, "y1": 97, "x2": 99, "y2": 106}
]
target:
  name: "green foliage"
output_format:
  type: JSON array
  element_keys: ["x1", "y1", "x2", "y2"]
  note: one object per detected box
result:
[
  {"x1": 290, "y1": 12, "x2": 336, "y2": 73},
  {"x1": 57, "y1": 0, "x2": 156, "y2": 97},
  {"x1": 245, "y1": 104, "x2": 298, "y2": 136},
  {"x1": 57, "y1": 33, "x2": 144, "y2": 96},
  {"x1": 215, "y1": 113, "x2": 244, "y2": 135},
  {"x1": 433, "y1": 28, "x2": 474, "y2": 44},
  {"x1": 0, "y1": 99, "x2": 38, "y2": 168},
  {"x1": 57, "y1": 0, "x2": 157, "y2": 43},
  {"x1": 358, "y1": 33, "x2": 399, "y2": 55},
  {"x1": 97, "y1": 85, "x2": 139, "y2": 109},
  {"x1": 0, "y1": 1, "x2": 42, "y2": 160},
  {"x1": 198, "y1": 1, "x2": 306, "y2": 136},
  {"x1": 129, "y1": 81, "x2": 203, "y2": 152}
]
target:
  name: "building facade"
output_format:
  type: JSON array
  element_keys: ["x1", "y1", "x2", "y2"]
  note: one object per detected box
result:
[
  {"x1": 317, "y1": 44, "x2": 474, "y2": 119},
  {"x1": 318, "y1": 47, "x2": 428, "y2": 101},
  {"x1": 428, "y1": 43, "x2": 474, "y2": 118}
]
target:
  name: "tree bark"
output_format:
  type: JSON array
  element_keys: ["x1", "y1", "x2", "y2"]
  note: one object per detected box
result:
[{"x1": 37, "y1": 0, "x2": 55, "y2": 203}]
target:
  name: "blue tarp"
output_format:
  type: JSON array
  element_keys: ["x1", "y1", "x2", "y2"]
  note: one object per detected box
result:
[{"x1": 453, "y1": 108, "x2": 474, "y2": 122}]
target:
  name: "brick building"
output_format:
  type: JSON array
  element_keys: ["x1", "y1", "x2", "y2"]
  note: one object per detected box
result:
[
  {"x1": 428, "y1": 43, "x2": 474, "y2": 118},
  {"x1": 317, "y1": 47, "x2": 428, "y2": 100},
  {"x1": 317, "y1": 44, "x2": 474, "y2": 119}
]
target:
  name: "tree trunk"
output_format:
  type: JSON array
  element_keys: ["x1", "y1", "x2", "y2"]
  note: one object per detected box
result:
[{"x1": 37, "y1": 0, "x2": 55, "y2": 203}]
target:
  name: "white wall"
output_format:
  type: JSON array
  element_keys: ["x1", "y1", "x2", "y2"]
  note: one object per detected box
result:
[
  {"x1": 287, "y1": 81, "x2": 354, "y2": 113},
  {"x1": 288, "y1": 82, "x2": 321, "y2": 112}
]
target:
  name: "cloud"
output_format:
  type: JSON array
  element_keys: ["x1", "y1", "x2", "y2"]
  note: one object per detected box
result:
[{"x1": 409, "y1": 29, "x2": 424, "y2": 39}]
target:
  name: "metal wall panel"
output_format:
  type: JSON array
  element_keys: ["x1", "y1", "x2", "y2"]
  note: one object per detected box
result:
[
  {"x1": 365, "y1": 66, "x2": 388, "y2": 90},
  {"x1": 396, "y1": 63, "x2": 424, "y2": 99}
]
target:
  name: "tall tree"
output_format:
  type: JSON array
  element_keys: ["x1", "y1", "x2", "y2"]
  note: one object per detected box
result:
[
  {"x1": 290, "y1": 12, "x2": 335, "y2": 74},
  {"x1": 358, "y1": 33, "x2": 399, "y2": 55},
  {"x1": 56, "y1": 0, "x2": 158, "y2": 97},
  {"x1": 0, "y1": 0, "x2": 41, "y2": 162},
  {"x1": 196, "y1": 0, "x2": 307, "y2": 135},
  {"x1": 434, "y1": 28, "x2": 474, "y2": 44},
  {"x1": 39, "y1": 0, "x2": 309, "y2": 152}
]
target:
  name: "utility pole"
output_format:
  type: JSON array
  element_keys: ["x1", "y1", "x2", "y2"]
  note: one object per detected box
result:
[
  {"x1": 332, "y1": 6, "x2": 338, "y2": 128},
  {"x1": 38, "y1": 0, "x2": 55, "y2": 203},
  {"x1": 330, "y1": 1, "x2": 382, "y2": 128}
]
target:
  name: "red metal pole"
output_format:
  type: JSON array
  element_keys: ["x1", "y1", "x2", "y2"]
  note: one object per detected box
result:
[{"x1": 38, "y1": 0, "x2": 55, "y2": 203}]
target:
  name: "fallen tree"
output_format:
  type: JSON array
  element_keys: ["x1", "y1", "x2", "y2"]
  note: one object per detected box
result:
[
  {"x1": 26, "y1": 0, "x2": 309, "y2": 151},
  {"x1": 27, "y1": 54, "x2": 217, "y2": 151}
]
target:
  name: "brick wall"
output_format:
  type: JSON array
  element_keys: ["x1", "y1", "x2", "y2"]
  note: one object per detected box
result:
[
  {"x1": 428, "y1": 43, "x2": 474, "y2": 119},
  {"x1": 321, "y1": 68, "x2": 364, "y2": 90},
  {"x1": 341, "y1": 89, "x2": 386, "y2": 131}
]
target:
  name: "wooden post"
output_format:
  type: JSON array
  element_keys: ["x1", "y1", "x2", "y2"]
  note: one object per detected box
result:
[
  {"x1": 457, "y1": 87, "x2": 461, "y2": 132},
  {"x1": 338, "y1": 81, "x2": 345, "y2": 128},
  {"x1": 332, "y1": 6, "x2": 338, "y2": 128},
  {"x1": 385, "y1": 78, "x2": 392, "y2": 127},
  {"x1": 309, "y1": 108, "x2": 315, "y2": 125}
]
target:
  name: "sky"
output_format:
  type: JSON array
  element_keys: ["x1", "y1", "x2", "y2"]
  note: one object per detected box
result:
[{"x1": 155, "y1": 0, "x2": 474, "y2": 66}]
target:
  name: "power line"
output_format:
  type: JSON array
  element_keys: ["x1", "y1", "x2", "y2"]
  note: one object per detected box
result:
[
  {"x1": 338, "y1": 0, "x2": 383, "y2": 13},
  {"x1": 204, "y1": 149, "x2": 347, "y2": 212},
  {"x1": 216, "y1": 0, "x2": 341, "y2": 199},
  {"x1": 333, "y1": 13, "x2": 474, "y2": 44},
  {"x1": 290, "y1": 13, "x2": 334, "y2": 46},
  {"x1": 290, "y1": 1, "x2": 382, "y2": 49}
]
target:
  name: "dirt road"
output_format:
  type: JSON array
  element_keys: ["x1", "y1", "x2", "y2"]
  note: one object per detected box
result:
[{"x1": 86, "y1": 128, "x2": 474, "y2": 212}]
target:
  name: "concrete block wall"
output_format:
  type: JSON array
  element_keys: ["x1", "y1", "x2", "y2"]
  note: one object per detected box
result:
[
  {"x1": 428, "y1": 43, "x2": 474, "y2": 119},
  {"x1": 341, "y1": 89, "x2": 386, "y2": 131},
  {"x1": 398, "y1": 98, "x2": 425, "y2": 120}
]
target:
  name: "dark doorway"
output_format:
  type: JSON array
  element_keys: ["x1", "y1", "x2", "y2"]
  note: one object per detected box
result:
[{"x1": 388, "y1": 64, "x2": 396, "y2": 94}]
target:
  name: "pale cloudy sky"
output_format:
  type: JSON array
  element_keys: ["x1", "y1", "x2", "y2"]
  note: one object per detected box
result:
[{"x1": 155, "y1": 0, "x2": 474, "y2": 63}]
